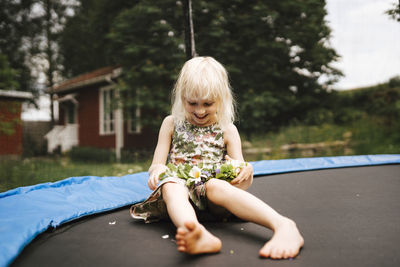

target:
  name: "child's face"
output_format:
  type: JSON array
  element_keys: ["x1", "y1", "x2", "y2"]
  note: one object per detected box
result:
[{"x1": 184, "y1": 97, "x2": 218, "y2": 127}]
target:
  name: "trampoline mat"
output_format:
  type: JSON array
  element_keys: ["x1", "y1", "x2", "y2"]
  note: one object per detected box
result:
[{"x1": 12, "y1": 165, "x2": 400, "y2": 267}]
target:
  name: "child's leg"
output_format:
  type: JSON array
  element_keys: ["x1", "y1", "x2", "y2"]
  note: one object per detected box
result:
[
  {"x1": 161, "y1": 182, "x2": 221, "y2": 254},
  {"x1": 205, "y1": 179, "x2": 304, "y2": 259}
]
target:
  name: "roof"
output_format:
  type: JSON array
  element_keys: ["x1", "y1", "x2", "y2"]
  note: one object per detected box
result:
[
  {"x1": 0, "y1": 90, "x2": 33, "y2": 100},
  {"x1": 50, "y1": 66, "x2": 122, "y2": 93}
]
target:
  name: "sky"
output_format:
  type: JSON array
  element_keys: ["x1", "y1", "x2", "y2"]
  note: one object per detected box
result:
[
  {"x1": 22, "y1": 0, "x2": 400, "y2": 120},
  {"x1": 326, "y1": 0, "x2": 400, "y2": 90}
]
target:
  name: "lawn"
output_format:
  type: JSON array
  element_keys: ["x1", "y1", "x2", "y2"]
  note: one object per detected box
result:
[{"x1": 0, "y1": 157, "x2": 151, "y2": 193}]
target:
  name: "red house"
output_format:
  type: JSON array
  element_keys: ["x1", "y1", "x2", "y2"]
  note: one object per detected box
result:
[
  {"x1": 45, "y1": 66, "x2": 156, "y2": 159},
  {"x1": 0, "y1": 90, "x2": 33, "y2": 156}
]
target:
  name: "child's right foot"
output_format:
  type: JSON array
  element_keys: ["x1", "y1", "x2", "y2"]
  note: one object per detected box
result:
[
  {"x1": 175, "y1": 221, "x2": 222, "y2": 254},
  {"x1": 259, "y1": 217, "x2": 304, "y2": 259}
]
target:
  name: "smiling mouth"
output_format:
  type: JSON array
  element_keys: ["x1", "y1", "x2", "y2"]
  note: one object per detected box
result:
[{"x1": 194, "y1": 114, "x2": 207, "y2": 120}]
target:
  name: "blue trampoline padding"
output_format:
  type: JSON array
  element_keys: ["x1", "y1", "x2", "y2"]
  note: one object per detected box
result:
[
  {"x1": 252, "y1": 154, "x2": 400, "y2": 176},
  {"x1": 0, "y1": 172, "x2": 152, "y2": 267},
  {"x1": 0, "y1": 154, "x2": 399, "y2": 267}
]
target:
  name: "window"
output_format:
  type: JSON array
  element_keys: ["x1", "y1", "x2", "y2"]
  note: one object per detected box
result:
[
  {"x1": 65, "y1": 102, "x2": 76, "y2": 124},
  {"x1": 127, "y1": 105, "x2": 141, "y2": 134},
  {"x1": 127, "y1": 89, "x2": 141, "y2": 134},
  {"x1": 100, "y1": 86, "x2": 115, "y2": 135}
]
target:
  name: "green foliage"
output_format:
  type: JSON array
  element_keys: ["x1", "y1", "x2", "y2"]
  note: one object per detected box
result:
[
  {"x1": 68, "y1": 146, "x2": 116, "y2": 163},
  {"x1": 0, "y1": 0, "x2": 36, "y2": 92},
  {"x1": 60, "y1": 0, "x2": 133, "y2": 77},
  {"x1": 192, "y1": 0, "x2": 342, "y2": 134},
  {"x1": 0, "y1": 54, "x2": 19, "y2": 90},
  {"x1": 0, "y1": 101, "x2": 20, "y2": 136},
  {"x1": 108, "y1": 0, "x2": 185, "y2": 130},
  {"x1": 120, "y1": 148, "x2": 153, "y2": 164},
  {"x1": 333, "y1": 78, "x2": 400, "y2": 126},
  {"x1": 59, "y1": 0, "x2": 341, "y2": 134},
  {"x1": 333, "y1": 108, "x2": 364, "y2": 125},
  {"x1": 160, "y1": 160, "x2": 246, "y2": 186},
  {"x1": 304, "y1": 108, "x2": 334, "y2": 125},
  {"x1": 386, "y1": 2, "x2": 400, "y2": 22}
]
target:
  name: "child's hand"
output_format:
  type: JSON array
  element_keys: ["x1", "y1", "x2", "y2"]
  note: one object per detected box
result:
[
  {"x1": 148, "y1": 164, "x2": 168, "y2": 190},
  {"x1": 224, "y1": 155, "x2": 253, "y2": 185},
  {"x1": 231, "y1": 163, "x2": 253, "y2": 185}
]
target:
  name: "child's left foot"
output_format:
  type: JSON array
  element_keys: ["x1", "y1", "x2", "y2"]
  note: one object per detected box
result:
[
  {"x1": 259, "y1": 217, "x2": 304, "y2": 259},
  {"x1": 175, "y1": 221, "x2": 222, "y2": 254}
]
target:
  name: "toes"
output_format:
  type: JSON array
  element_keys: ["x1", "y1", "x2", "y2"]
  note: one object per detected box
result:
[
  {"x1": 177, "y1": 245, "x2": 186, "y2": 252},
  {"x1": 184, "y1": 221, "x2": 197, "y2": 231},
  {"x1": 177, "y1": 227, "x2": 187, "y2": 235},
  {"x1": 176, "y1": 239, "x2": 185, "y2": 246},
  {"x1": 259, "y1": 246, "x2": 272, "y2": 258}
]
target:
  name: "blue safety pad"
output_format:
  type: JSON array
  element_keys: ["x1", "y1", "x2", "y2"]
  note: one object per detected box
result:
[
  {"x1": 0, "y1": 172, "x2": 152, "y2": 267},
  {"x1": 252, "y1": 154, "x2": 400, "y2": 176},
  {"x1": 1, "y1": 154, "x2": 400, "y2": 267}
]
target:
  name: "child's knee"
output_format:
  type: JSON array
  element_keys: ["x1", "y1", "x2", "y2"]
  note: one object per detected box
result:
[
  {"x1": 162, "y1": 182, "x2": 188, "y2": 201},
  {"x1": 205, "y1": 178, "x2": 231, "y2": 202}
]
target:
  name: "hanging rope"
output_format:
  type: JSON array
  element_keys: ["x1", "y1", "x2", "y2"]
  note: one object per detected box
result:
[{"x1": 183, "y1": 0, "x2": 196, "y2": 59}]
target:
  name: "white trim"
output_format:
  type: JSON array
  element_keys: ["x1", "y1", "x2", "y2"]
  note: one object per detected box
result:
[
  {"x1": 127, "y1": 88, "x2": 142, "y2": 134},
  {"x1": 115, "y1": 90, "x2": 124, "y2": 160},
  {"x1": 99, "y1": 85, "x2": 116, "y2": 135},
  {"x1": 56, "y1": 93, "x2": 79, "y2": 105},
  {"x1": 0, "y1": 89, "x2": 33, "y2": 99},
  {"x1": 127, "y1": 106, "x2": 142, "y2": 134}
]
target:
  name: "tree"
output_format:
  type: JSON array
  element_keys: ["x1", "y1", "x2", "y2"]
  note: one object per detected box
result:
[
  {"x1": 59, "y1": 0, "x2": 134, "y2": 77},
  {"x1": 0, "y1": 54, "x2": 20, "y2": 90},
  {"x1": 386, "y1": 1, "x2": 400, "y2": 22},
  {"x1": 108, "y1": 0, "x2": 185, "y2": 130},
  {"x1": 58, "y1": 0, "x2": 342, "y2": 134},
  {"x1": 27, "y1": 0, "x2": 77, "y2": 124},
  {"x1": 192, "y1": 0, "x2": 342, "y2": 134},
  {"x1": 0, "y1": 0, "x2": 37, "y2": 93}
]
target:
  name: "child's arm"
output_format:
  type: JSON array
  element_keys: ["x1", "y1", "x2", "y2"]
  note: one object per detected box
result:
[
  {"x1": 148, "y1": 115, "x2": 174, "y2": 190},
  {"x1": 224, "y1": 123, "x2": 253, "y2": 188}
]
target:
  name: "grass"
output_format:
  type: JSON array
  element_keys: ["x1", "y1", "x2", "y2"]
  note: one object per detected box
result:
[
  {"x1": 242, "y1": 117, "x2": 400, "y2": 161},
  {"x1": 0, "y1": 157, "x2": 151, "y2": 193}
]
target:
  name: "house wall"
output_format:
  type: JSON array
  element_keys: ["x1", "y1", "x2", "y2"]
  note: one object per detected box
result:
[
  {"x1": 0, "y1": 98, "x2": 23, "y2": 155},
  {"x1": 56, "y1": 83, "x2": 157, "y2": 151},
  {"x1": 76, "y1": 84, "x2": 115, "y2": 149}
]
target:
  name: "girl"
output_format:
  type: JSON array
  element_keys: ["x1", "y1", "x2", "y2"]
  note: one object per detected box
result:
[{"x1": 131, "y1": 56, "x2": 304, "y2": 259}]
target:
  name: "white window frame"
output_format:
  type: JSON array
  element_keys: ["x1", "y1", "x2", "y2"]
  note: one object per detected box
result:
[
  {"x1": 127, "y1": 105, "x2": 142, "y2": 134},
  {"x1": 127, "y1": 89, "x2": 142, "y2": 134},
  {"x1": 99, "y1": 85, "x2": 116, "y2": 135}
]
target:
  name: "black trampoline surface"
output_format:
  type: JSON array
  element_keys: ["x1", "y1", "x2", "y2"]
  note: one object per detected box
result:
[{"x1": 12, "y1": 165, "x2": 400, "y2": 267}]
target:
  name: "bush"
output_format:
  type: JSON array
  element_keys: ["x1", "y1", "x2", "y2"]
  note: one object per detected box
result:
[
  {"x1": 120, "y1": 148, "x2": 152, "y2": 163},
  {"x1": 304, "y1": 108, "x2": 334, "y2": 125},
  {"x1": 69, "y1": 146, "x2": 116, "y2": 163},
  {"x1": 333, "y1": 108, "x2": 364, "y2": 125}
]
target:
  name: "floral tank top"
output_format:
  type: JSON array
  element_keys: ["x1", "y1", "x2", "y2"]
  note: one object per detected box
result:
[{"x1": 168, "y1": 121, "x2": 226, "y2": 168}]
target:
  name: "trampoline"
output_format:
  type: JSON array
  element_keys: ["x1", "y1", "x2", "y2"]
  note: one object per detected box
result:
[{"x1": 1, "y1": 155, "x2": 400, "y2": 267}]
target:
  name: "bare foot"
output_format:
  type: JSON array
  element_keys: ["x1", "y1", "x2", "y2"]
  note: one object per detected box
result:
[
  {"x1": 259, "y1": 218, "x2": 304, "y2": 259},
  {"x1": 175, "y1": 221, "x2": 222, "y2": 254}
]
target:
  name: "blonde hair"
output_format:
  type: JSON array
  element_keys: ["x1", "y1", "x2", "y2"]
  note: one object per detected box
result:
[{"x1": 171, "y1": 56, "x2": 235, "y2": 129}]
